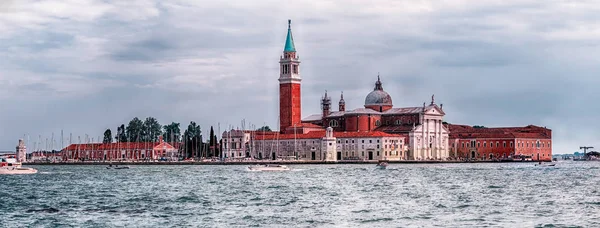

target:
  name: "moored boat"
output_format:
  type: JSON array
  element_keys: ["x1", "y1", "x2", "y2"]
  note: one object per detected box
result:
[
  {"x1": 247, "y1": 164, "x2": 290, "y2": 171},
  {"x1": 106, "y1": 164, "x2": 130, "y2": 169},
  {"x1": 376, "y1": 161, "x2": 388, "y2": 169},
  {"x1": 534, "y1": 162, "x2": 556, "y2": 167},
  {"x1": 0, "y1": 158, "x2": 38, "y2": 174}
]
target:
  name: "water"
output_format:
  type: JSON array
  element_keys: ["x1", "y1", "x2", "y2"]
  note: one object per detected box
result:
[{"x1": 1, "y1": 162, "x2": 599, "y2": 227}]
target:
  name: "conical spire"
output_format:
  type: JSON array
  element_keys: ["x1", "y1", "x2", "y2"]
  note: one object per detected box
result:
[
  {"x1": 339, "y1": 91, "x2": 345, "y2": 104},
  {"x1": 284, "y1": 19, "x2": 296, "y2": 52}
]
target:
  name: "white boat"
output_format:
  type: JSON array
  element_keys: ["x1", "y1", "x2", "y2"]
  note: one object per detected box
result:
[
  {"x1": 535, "y1": 162, "x2": 556, "y2": 167},
  {"x1": 0, "y1": 158, "x2": 38, "y2": 174},
  {"x1": 248, "y1": 164, "x2": 291, "y2": 171}
]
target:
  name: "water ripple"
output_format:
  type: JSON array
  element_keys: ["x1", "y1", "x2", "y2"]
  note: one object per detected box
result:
[{"x1": 0, "y1": 162, "x2": 599, "y2": 227}]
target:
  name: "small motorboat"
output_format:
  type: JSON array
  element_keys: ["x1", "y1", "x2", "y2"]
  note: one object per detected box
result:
[
  {"x1": 535, "y1": 162, "x2": 556, "y2": 167},
  {"x1": 0, "y1": 158, "x2": 38, "y2": 174},
  {"x1": 247, "y1": 164, "x2": 290, "y2": 171},
  {"x1": 376, "y1": 161, "x2": 388, "y2": 169},
  {"x1": 106, "y1": 165, "x2": 130, "y2": 169}
]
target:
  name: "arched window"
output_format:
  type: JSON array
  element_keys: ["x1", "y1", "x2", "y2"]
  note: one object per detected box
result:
[
  {"x1": 375, "y1": 120, "x2": 381, "y2": 126},
  {"x1": 395, "y1": 120, "x2": 401, "y2": 125},
  {"x1": 329, "y1": 120, "x2": 338, "y2": 127}
]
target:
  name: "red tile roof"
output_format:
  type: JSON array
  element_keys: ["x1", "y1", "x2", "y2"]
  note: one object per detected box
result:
[
  {"x1": 447, "y1": 124, "x2": 551, "y2": 139},
  {"x1": 374, "y1": 125, "x2": 415, "y2": 133},
  {"x1": 255, "y1": 130, "x2": 400, "y2": 140},
  {"x1": 62, "y1": 141, "x2": 176, "y2": 151}
]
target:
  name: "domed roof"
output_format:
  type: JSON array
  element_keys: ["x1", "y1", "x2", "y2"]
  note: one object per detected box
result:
[{"x1": 364, "y1": 76, "x2": 393, "y2": 106}]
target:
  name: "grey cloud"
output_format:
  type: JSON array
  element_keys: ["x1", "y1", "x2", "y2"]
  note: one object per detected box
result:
[{"x1": 2, "y1": 1, "x2": 600, "y2": 155}]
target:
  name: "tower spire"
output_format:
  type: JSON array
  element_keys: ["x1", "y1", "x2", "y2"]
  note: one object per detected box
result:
[
  {"x1": 284, "y1": 19, "x2": 296, "y2": 52},
  {"x1": 374, "y1": 74, "x2": 383, "y2": 91},
  {"x1": 339, "y1": 91, "x2": 345, "y2": 112}
]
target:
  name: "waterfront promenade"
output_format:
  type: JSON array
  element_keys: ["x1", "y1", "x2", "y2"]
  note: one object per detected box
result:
[{"x1": 26, "y1": 159, "x2": 542, "y2": 165}]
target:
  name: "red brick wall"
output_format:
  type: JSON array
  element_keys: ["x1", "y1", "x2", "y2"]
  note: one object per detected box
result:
[
  {"x1": 357, "y1": 115, "x2": 370, "y2": 131},
  {"x1": 514, "y1": 139, "x2": 552, "y2": 161},
  {"x1": 451, "y1": 139, "x2": 516, "y2": 159},
  {"x1": 368, "y1": 115, "x2": 382, "y2": 131},
  {"x1": 279, "y1": 83, "x2": 301, "y2": 132},
  {"x1": 345, "y1": 116, "x2": 358, "y2": 132},
  {"x1": 450, "y1": 138, "x2": 552, "y2": 161}
]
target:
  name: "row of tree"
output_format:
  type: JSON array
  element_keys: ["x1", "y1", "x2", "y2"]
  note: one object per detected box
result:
[{"x1": 101, "y1": 117, "x2": 271, "y2": 159}]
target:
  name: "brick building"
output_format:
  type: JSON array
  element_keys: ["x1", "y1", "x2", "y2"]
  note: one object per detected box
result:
[
  {"x1": 61, "y1": 136, "x2": 178, "y2": 161},
  {"x1": 448, "y1": 125, "x2": 552, "y2": 161}
]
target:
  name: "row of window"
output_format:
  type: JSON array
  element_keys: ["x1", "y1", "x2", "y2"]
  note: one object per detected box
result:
[
  {"x1": 458, "y1": 141, "x2": 551, "y2": 149},
  {"x1": 328, "y1": 119, "x2": 415, "y2": 127},
  {"x1": 342, "y1": 150, "x2": 402, "y2": 157},
  {"x1": 459, "y1": 141, "x2": 511, "y2": 148},
  {"x1": 281, "y1": 64, "x2": 299, "y2": 74}
]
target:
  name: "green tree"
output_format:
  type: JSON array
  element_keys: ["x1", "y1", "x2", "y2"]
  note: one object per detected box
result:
[
  {"x1": 209, "y1": 126, "x2": 215, "y2": 156},
  {"x1": 103, "y1": 129, "x2": 113, "y2": 143},
  {"x1": 473, "y1": 125, "x2": 486, "y2": 129},
  {"x1": 182, "y1": 121, "x2": 202, "y2": 158},
  {"x1": 162, "y1": 122, "x2": 181, "y2": 143},
  {"x1": 257, "y1": 126, "x2": 272, "y2": 132},
  {"x1": 143, "y1": 117, "x2": 162, "y2": 142},
  {"x1": 116, "y1": 124, "x2": 127, "y2": 142},
  {"x1": 126, "y1": 117, "x2": 144, "y2": 142}
]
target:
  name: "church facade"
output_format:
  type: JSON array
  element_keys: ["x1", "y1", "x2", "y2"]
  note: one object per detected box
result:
[{"x1": 245, "y1": 20, "x2": 450, "y2": 161}]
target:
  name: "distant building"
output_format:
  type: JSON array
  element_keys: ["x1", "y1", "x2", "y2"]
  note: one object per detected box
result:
[
  {"x1": 249, "y1": 128, "x2": 405, "y2": 161},
  {"x1": 61, "y1": 136, "x2": 177, "y2": 161},
  {"x1": 448, "y1": 125, "x2": 552, "y2": 161},
  {"x1": 16, "y1": 139, "x2": 26, "y2": 162}
]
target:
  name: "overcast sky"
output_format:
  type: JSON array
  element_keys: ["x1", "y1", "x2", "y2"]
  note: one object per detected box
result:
[{"x1": 0, "y1": 0, "x2": 598, "y2": 153}]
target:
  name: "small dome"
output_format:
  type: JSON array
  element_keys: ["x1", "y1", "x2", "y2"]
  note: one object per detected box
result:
[{"x1": 364, "y1": 75, "x2": 393, "y2": 107}]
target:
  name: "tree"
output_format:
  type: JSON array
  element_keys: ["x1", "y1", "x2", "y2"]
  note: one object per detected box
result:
[
  {"x1": 209, "y1": 126, "x2": 215, "y2": 157},
  {"x1": 217, "y1": 138, "x2": 223, "y2": 158},
  {"x1": 182, "y1": 121, "x2": 202, "y2": 159},
  {"x1": 103, "y1": 129, "x2": 113, "y2": 143},
  {"x1": 257, "y1": 126, "x2": 272, "y2": 132},
  {"x1": 143, "y1": 117, "x2": 162, "y2": 142},
  {"x1": 116, "y1": 124, "x2": 127, "y2": 142},
  {"x1": 473, "y1": 125, "x2": 486, "y2": 129},
  {"x1": 162, "y1": 122, "x2": 181, "y2": 143},
  {"x1": 126, "y1": 117, "x2": 144, "y2": 142}
]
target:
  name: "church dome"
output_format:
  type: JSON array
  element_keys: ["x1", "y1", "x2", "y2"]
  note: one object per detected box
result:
[
  {"x1": 365, "y1": 90, "x2": 392, "y2": 106},
  {"x1": 364, "y1": 76, "x2": 393, "y2": 107}
]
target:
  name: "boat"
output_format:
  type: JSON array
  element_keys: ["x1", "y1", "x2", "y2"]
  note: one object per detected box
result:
[
  {"x1": 534, "y1": 162, "x2": 556, "y2": 167},
  {"x1": 247, "y1": 164, "x2": 290, "y2": 171},
  {"x1": 106, "y1": 165, "x2": 130, "y2": 169},
  {"x1": 376, "y1": 161, "x2": 388, "y2": 169},
  {"x1": 0, "y1": 158, "x2": 38, "y2": 174}
]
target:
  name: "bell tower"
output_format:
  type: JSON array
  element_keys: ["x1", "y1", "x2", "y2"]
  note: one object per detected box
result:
[{"x1": 279, "y1": 19, "x2": 302, "y2": 132}]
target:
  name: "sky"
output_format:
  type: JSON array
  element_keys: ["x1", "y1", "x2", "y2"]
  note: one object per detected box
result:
[{"x1": 0, "y1": 0, "x2": 599, "y2": 153}]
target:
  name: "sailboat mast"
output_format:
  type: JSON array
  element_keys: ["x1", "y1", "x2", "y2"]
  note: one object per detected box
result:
[{"x1": 276, "y1": 115, "x2": 280, "y2": 160}]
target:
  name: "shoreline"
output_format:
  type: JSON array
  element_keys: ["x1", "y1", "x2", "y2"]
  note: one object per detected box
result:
[{"x1": 25, "y1": 160, "x2": 548, "y2": 165}]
